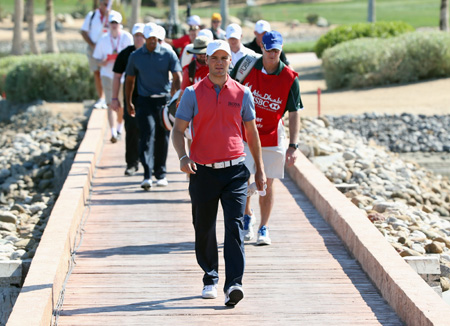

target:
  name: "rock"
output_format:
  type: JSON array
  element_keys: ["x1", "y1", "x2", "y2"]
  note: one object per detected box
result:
[
  {"x1": 422, "y1": 205, "x2": 434, "y2": 213},
  {"x1": 0, "y1": 222, "x2": 17, "y2": 232},
  {"x1": 0, "y1": 211, "x2": 18, "y2": 224},
  {"x1": 411, "y1": 243, "x2": 426, "y2": 254},
  {"x1": 14, "y1": 238, "x2": 35, "y2": 250},
  {"x1": 343, "y1": 151, "x2": 356, "y2": 161},
  {"x1": 441, "y1": 262, "x2": 450, "y2": 278},
  {"x1": 441, "y1": 277, "x2": 450, "y2": 291},
  {"x1": 434, "y1": 237, "x2": 450, "y2": 249},
  {"x1": 351, "y1": 195, "x2": 373, "y2": 207},
  {"x1": 10, "y1": 249, "x2": 26, "y2": 260},
  {"x1": 368, "y1": 212, "x2": 386, "y2": 223},
  {"x1": 400, "y1": 248, "x2": 422, "y2": 257},
  {"x1": 425, "y1": 242, "x2": 444, "y2": 254},
  {"x1": 373, "y1": 201, "x2": 398, "y2": 213},
  {"x1": 29, "y1": 202, "x2": 47, "y2": 214}
]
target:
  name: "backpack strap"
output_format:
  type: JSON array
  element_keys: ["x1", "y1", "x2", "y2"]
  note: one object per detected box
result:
[
  {"x1": 188, "y1": 60, "x2": 197, "y2": 84},
  {"x1": 234, "y1": 53, "x2": 262, "y2": 83},
  {"x1": 89, "y1": 10, "x2": 96, "y2": 30}
]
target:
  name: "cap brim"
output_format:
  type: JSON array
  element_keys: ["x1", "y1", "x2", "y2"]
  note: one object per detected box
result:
[
  {"x1": 227, "y1": 32, "x2": 241, "y2": 39},
  {"x1": 145, "y1": 32, "x2": 159, "y2": 38},
  {"x1": 264, "y1": 44, "x2": 282, "y2": 51},
  {"x1": 188, "y1": 48, "x2": 207, "y2": 54}
]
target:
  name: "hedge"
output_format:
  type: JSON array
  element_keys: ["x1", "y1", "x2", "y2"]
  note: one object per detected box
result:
[
  {"x1": 314, "y1": 21, "x2": 415, "y2": 58},
  {"x1": 321, "y1": 31, "x2": 450, "y2": 89},
  {"x1": 4, "y1": 53, "x2": 96, "y2": 103}
]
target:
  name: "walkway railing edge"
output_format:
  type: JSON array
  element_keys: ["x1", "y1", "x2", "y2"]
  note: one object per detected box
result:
[
  {"x1": 6, "y1": 108, "x2": 108, "y2": 326},
  {"x1": 286, "y1": 152, "x2": 449, "y2": 326}
]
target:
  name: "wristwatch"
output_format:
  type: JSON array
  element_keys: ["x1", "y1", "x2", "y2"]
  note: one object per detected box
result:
[{"x1": 289, "y1": 143, "x2": 299, "y2": 150}]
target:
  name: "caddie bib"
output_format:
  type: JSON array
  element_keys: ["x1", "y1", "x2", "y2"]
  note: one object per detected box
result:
[{"x1": 243, "y1": 65, "x2": 298, "y2": 146}]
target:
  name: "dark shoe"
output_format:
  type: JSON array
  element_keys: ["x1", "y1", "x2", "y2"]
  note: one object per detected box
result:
[
  {"x1": 110, "y1": 136, "x2": 118, "y2": 144},
  {"x1": 124, "y1": 166, "x2": 138, "y2": 176}
]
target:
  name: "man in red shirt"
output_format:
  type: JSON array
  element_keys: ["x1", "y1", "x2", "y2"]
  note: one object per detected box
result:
[
  {"x1": 180, "y1": 36, "x2": 210, "y2": 90},
  {"x1": 164, "y1": 15, "x2": 200, "y2": 57},
  {"x1": 172, "y1": 40, "x2": 266, "y2": 306},
  {"x1": 231, "y1": 31, "x2": 303, "y2": 246}
]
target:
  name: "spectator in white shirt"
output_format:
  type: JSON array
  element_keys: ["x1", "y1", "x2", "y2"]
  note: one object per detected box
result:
[
  {"x1": 93, "y1": 10, "x2": 133, "y2": 143},
  {"x1": 226, "y1": 23, "x2": 256, "y2": 69},
  {"x1": 80, "y1": 0, "x2": 110, "y2": 109}
]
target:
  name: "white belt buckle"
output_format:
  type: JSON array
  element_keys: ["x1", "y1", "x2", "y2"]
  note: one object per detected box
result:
[{"x1": 213, "y1": 162, "x2": 225, "y2": 169}]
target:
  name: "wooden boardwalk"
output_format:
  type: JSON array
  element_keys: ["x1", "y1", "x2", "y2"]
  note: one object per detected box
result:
[{"x1": 55, "y1": 134, "x2": 404, "y2": 326}]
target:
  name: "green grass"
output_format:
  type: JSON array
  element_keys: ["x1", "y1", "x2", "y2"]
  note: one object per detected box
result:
[{"x1": 283, "y1": 40, "x2": 316, "y2": 53}]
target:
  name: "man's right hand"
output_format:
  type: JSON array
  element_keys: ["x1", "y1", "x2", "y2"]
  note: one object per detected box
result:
[{"x1": 128, "y1": 103, "x2": 136, "y2": 117}]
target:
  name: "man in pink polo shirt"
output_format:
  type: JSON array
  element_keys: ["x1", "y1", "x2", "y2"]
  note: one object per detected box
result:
[{"x1": 172, "y1": 40, "x2": 266, "y2": 306}]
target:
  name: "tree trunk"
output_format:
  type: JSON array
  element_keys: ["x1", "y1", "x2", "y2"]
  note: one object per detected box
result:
[
  {"x1": 129, "y1": 0, "x2": 142, "y2": 29},
  {"x1": 440, "y1": 0, "x2": 449, "y2": 31},
  {"x1": 26, "y1": 0, "x2": 40, "y2": 54},
  {"x1": 11, "y1": 0, "x2": 24, "y2": 55},
  {"x1": 368, "y1": 0, "x2": 376, "y2": 23},
  {"x1": 220, "y1": 0, "x2": 229, "y2": 29},
  {"x1": 46, "y1": 0, "x2": 59, "y2": 53}
]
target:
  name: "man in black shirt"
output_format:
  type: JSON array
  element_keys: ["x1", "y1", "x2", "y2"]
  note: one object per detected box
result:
[
  {"x1": 244, "y1": 20, "x2": 289, "y2": 66},
  {"x1": 111, "y1": 23, "x2": 146, "y2": 176}
]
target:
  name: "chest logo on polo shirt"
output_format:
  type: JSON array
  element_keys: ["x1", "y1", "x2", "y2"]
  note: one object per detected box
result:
[
  {"x1": 228, "y1": 101, "x2": 241, "y2": 108},
  {"x1": 245, "y1": 84, "x2": 283, "y2": 112}
]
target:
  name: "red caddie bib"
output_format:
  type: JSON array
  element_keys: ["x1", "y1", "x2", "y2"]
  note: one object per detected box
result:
[{"x1": 243, "y1": 66, "x2": 298, "y2": 146}]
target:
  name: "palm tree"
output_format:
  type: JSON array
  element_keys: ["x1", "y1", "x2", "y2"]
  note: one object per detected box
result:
[
  {"x1": 12, "y1": 0, "x2": 24, "y2": 55},
  {"x1": 26, "y1": 0, "x2": 40, "y2": 54},
  {"x1": 368, "y1": 0, "x2": 376, "y2": 23},
  {"x1": 45, "y1": 0, "x2": 59, "y2": 53},
  {"x1": 440, "y1": 0, "x2": 449, "y2": 31}
]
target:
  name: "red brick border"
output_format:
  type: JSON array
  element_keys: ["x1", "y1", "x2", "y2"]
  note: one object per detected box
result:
[
  {"x1": 286, "y1": 152, "x2": 449, "y2": 326},
  {"x1": 6, "y1": 109, "x2": 107, "y2": 326}
]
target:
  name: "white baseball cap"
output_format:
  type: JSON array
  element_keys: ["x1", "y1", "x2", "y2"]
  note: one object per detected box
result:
[
  {"x1": 226, "y1": 23, "x2": 242, "y2": 39},
  {"x1": 255, "y1": 20, "x2": 271, "y2": 34},
  {"x1": 156, "y1": 25, "x2": 166, "y2": 41},
  {"x1": 109, "y1": 10, "x2": 122, "y2": 24},
  {"x1": 198, "y1": 28, "x2": 214, "y2": 40},
  {"x1": 143, "y1": 22, "x2": 158, "y2": 38},
  {"x1": 132, "y1": 23, "x2": 145, "y2": 35},
  {"x1": 206, "y1": 40, "x2": 231, "y2": 56},
  {"x1": 187, "y1": 15, "x2": 201, "y2": 26}
]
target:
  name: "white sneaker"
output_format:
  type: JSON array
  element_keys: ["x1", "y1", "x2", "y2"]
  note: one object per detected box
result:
[
  {"x1": 155, "y1": 178, "x2": 168, "y2": 187},
  {"x1": 140, "y1": 179, "x2": 152, "y2": 191},
  {"x1": 224, "y1": 285, "x2": 244, "y2": 306},
  {"x1": 243, "y1": 213, "x2": 255, "y2": 241},
  {"x1": 202, "y1": 284, "x2": 217, "y2": 299},
  {"x1": 256, "y1": 226, "x2": 271, "y2": 245},
  {"x1": 94, "y1": 98, "x2": 106, "y2": 109}
]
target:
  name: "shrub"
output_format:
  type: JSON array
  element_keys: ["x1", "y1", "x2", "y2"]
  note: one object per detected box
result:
[
  {"x1": 314, "y1": 21, "x2": 414, "y2": 58},
  {"x1": 4, "y1": 53, "x2": 96, "y2": 103},
  {"x1": 0, "y1": 56, "x2": 24, "y2": 95},
  {"x1": 322, "y1": 31, "x2": 450, "y2": 89}
]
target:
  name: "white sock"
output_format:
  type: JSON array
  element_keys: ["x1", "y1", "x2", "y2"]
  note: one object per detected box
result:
[
  {"x1": 111, "y1": 127, "x2": 117, "y2": 137},
  {"x1": 117, "y1": 122, "x2": 124, "y2": 133}
]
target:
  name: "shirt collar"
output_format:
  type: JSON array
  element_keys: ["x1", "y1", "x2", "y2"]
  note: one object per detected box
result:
[
  {"x1": 204, "y1": 74, "x2": 230, "y2": 89},
  {"x1": 142, "y1": 42, "x2": 161, "y2": 54}
]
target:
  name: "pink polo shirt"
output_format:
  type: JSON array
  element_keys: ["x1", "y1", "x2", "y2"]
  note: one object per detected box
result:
[{"x1": 176, "y1": 75, "x2": 255, "y2": 164}]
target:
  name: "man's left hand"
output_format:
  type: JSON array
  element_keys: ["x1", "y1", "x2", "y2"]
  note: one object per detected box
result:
[{"x1": 285, "y1": 147, "x2": 298, "y2": 167}]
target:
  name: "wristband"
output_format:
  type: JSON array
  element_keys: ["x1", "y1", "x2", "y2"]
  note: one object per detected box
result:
[
  {"x1": 112, "y1": 98, "x2": 118, "y2": 101},
  {"x1": 179, "y1": 155, "x2": 188, "y2": 161}
]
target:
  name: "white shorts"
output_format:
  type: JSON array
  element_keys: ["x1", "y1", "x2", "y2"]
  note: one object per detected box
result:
[
  {"x1": 100, "y1": 76, "x2": 113, "y2": 105},
  {"x1": 243, "y1": 142, "x2": 286, "y2": 179}
]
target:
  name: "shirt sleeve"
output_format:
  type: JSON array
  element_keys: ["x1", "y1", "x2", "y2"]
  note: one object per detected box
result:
[
  {"x1": 285, "y1": 77, "x2": 304, "y2": 113},
  {"x1": 169, "y1": 50, "x2": 183, "y2": 73},
  {"x1": 80, "y1": 11, "x2": 93, "y2": 32},
  {"x1": 175, "y1": 86, "x2": 196, "y2": 122},
  {"x1": 113, "y1": 48, "x2": 128, "y2": 74},
  {"x1": 125, "y1": 52, "x2": 137, "y2": 77},
  {"x1": 241, "y1": 87, "x2": 256, "y2": 122}
]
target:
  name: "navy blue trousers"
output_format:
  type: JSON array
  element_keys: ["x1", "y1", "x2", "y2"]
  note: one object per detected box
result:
[
  {"x1": 135, "y1": 96, "x2": 169, "y2": 180},
  {"x1": 189, "y1": 163, "x2": 250, "y2": 293},
  {"x1": 123, "y1": 99, "x2": 140, "y2": 169}
]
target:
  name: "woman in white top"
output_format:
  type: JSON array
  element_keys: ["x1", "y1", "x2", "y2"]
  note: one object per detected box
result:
[{"x1": 93, "y1": 10, "x2": 133, "y2": 143}]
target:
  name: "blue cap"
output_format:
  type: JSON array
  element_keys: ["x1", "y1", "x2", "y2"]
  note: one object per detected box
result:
[{"x1": 262, "y1": 31, "x2": 283, "y2": 51}]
